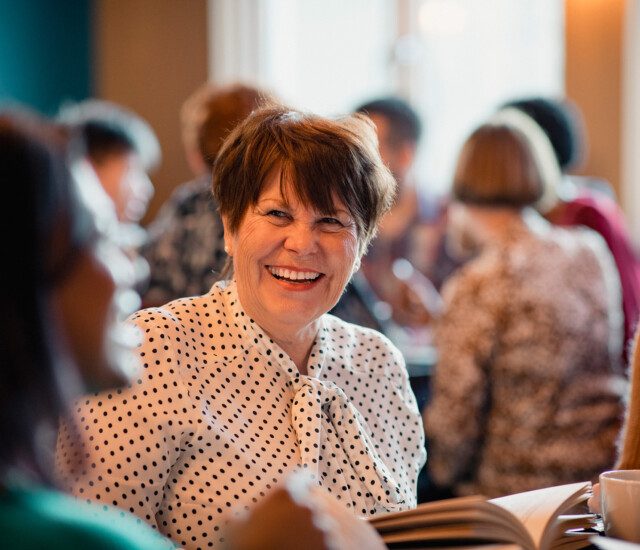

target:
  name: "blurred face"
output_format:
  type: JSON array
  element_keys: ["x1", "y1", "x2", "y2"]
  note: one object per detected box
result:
[
  {"x1": 93, "y1": 151, "x2": 154, "y2": 223},
  {"x1": 368, "y1": 113, "x2": 415, "y2": 187},
  {"x1": 223, "y1": 172, "x2": 360, "y2": 337},
  {"x1": 52, "y1": 163, "x2": 142, "y2": 392},
  {"x1": 52, "y1": 236, "x2": 138, "y2": 390}
]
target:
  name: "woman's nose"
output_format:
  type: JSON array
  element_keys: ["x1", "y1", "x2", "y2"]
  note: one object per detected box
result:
[{"x1": 283, "y1": 223, "x2": 319, "y2": 255}]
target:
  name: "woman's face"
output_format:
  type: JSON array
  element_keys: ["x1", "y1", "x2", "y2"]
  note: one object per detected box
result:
[
  {"x1": 224, "y1": 172, "x2": 360, "y2": 336},
  {"x1": 51, "y1": 165, "x2": 142, "y2": 392},
  {"x1": 52, "y1": 233, "x2": 140, "y2": 392},
  {"x1": 93, "y1": 151, "x2": 154, "y2": 223}
]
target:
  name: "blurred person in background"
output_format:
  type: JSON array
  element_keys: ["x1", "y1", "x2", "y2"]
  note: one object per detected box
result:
[
  {"x1": 57, "y1": 99, "x2": 160, "y2": 229},
  {"x1": 57, "y1": 99, "x2": 161, "y2": 295},
  {"x1": 500, "y1": 97, "x2": 640, "y2": 363},
  {"x1": 424, "y1": 116, "x2": 625, "y2": 498},
  {"x1": 140, "y1": 83, "x2": 271, "y2": 307},
  {"x1": 332, "y1": 97, "x2": 452, "y2": 333}
]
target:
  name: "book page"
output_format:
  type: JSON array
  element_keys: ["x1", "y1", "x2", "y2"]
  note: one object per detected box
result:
[
  {"x1": 371, "y1": 495, "x2": 533, "y2": 548},
  {"x1": 490, "y1": 482, "x2": 591, "y2": 550},
  {"x1": 369, "y1": 482, "x2": 592, "y2": 549},
  {"x1": 592, "y1": 536, "x2": 640, "y2": 550}
]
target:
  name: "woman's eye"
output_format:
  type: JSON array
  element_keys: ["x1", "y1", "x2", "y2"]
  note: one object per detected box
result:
[
  {"x1": 319, "y1": 217, "x2": 343, "y2": 226},
  {"x1": 266, "y1": 209, "x2": 290, "y2": 220}
]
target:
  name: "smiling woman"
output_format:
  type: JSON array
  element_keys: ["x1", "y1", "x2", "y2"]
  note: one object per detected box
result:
[
  {"x1": 214, "y1": 105, "x2": 392, "y2": 372},
  {"x1": 222, "y1": 173, "x2": 360, "y2": 371},
  {"x1": 57, "y1": 104, "x2": 426, "y2": 549}
]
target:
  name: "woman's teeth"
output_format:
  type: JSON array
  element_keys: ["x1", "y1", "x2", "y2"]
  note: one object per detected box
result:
[{"x1": 268, "y1": 267, "x2": 321, "y2": 282}]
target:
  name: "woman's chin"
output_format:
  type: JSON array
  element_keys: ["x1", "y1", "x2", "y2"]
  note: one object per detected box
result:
[{"x1": 84, "y1": 366, "x2": 130, "y2": 394}]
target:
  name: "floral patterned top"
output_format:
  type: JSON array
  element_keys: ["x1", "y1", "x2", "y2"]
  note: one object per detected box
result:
[
  {"x1": 140, "y1": 176, "x2": 226, "y2": 306},
  {"x1": 425, "y1": 214, "x2": 625, "y2": 497}
]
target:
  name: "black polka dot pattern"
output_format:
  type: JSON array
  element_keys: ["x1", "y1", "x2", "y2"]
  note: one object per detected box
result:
[{"x1": 56, "y1": 280, "x2": 426, "y2": 549}]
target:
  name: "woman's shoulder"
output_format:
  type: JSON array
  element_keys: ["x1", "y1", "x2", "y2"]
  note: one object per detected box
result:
[
  {"x1": 129, "y1": 280, "x2": 231, "y2": 329},
  {"x1": 440, "y1": 247, "x2": 506, "y2": 298},
  {"x1": 537, "y1": 222, "x2": 615, "y2": 272},
  {"x1": 0, "y1": 485, "x2": 173, "y2": 549}
]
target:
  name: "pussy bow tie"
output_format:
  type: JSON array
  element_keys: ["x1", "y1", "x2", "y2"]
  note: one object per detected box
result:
[{"x1": 290, "y1": 375, "x2": 405, "y2": 513}]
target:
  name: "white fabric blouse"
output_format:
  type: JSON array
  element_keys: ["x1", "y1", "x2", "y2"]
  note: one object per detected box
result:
[{"x1": 56, "y1": 280, "x2": 425, "y2": 549}]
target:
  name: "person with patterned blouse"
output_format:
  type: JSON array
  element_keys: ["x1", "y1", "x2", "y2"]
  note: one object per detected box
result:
[
  {"x1": 57, "y1": 105, "x2": 426, "y2": 549},
  {"x1": 424, "y1": 115, "x2": 625, "y2": 498},
  {"x1": 500, "y1": 96, "x2": 640, "y2": 365}
]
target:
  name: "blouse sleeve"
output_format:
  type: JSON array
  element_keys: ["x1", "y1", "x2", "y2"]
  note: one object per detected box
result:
[
  {"x1": 384, "y1": 342, "x2": 427, "y2": 505},
  {"x1": 56, "y1": 308, "x2": 199, "y2": 529},
  {"x1": 354, "y1": 329, "x2": 426, "y2": 507},
  {"x1": 424, "y1": 262, "x2": 502, "y2": 488}
]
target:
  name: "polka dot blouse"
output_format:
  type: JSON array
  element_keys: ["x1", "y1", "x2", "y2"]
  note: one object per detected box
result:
[{"x1": 56, "y1": 280, "x2": 426, "y2": 549}]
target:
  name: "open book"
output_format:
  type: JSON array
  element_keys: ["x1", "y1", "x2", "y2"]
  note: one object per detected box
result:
[{"x1": 369, "y1": 481, "x2": 595, "y2": 550}]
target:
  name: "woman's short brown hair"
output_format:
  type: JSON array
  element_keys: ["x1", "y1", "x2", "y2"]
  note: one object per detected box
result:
[
  {"x1": 212, "y1": 104, "x2": 396, "y2": 255},
  {"x1": 452, "y1": 121, "x2": 545, "y2": 207}
]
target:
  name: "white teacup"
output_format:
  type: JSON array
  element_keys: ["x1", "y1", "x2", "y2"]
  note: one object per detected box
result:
[{"x1": 600, "y1": 470, "x2": 640, "y2": 542}]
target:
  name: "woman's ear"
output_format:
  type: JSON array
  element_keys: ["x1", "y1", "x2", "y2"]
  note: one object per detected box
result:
[{"x1": 221, "y1": 216, "x2": 233, "y2": 257}]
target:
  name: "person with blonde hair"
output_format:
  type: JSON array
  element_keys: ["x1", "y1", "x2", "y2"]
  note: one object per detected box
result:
[
  {"x1": 424, "y1": 118, "x2": 624, "y2": 498},
  {"x1": 589, "y1": 325, "x2": 640, "y2": 513},
  {"x1": 616, "y1": 328, "x2": 640, "y2": 469}
]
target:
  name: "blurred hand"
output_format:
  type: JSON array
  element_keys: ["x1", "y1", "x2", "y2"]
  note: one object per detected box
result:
[
  {"x1": 225, "y1": 472, "x2": 385, "y2": 550},
  {"x1": 391, "y1": 280, "x2": 433, "y2": 327},
  {"x1": 390, "y1": 259, "x2": 442, "y2": 328}
]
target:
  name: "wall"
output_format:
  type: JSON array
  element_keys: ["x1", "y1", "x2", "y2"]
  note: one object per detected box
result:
[
  {"x1": 94, "y1": 0, "x2": 209, "y2": 223},
  {"x1": 565, "y1": 0, "x2": 625, "y2": 197},
  {"x1": 0, "y1": 0, "x2": 92, "y2": 115},
  {"x1": 622, "y1": 0, "x2": 640, "y2": 239}
]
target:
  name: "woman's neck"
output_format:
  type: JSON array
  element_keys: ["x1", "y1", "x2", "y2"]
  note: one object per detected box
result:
[
  {"x1": 251, "y1": 314, "x2": 319, "y2": 376},
  {"x1": 464, "y1": 205, "x2": 530, "y2": 248},
  {"x1": 270, "y1": 325, "x2": 319, "y2": 376}
]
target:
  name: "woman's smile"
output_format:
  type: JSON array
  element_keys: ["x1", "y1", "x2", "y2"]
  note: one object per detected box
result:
[
  {"x1": 267, "y1": 265, "x2": 324, "y2": 286},
  {"x1": 224, "y1": 171, "x2": 359, "y2": 337}
]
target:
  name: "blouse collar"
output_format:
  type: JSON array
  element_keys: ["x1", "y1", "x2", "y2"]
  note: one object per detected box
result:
[{"x1": 222, "y1": 279, "x2": 328, "y2": 380}]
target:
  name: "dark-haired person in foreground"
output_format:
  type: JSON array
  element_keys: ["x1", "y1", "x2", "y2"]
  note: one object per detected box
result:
[
  {"x1": 57, "y1": 105, "x2": 425, "y2": 549},
  {"x1": 0, "y1": 111, "x2": 171, "y2": 548},
  {"x1": 424, "y1": 116, "x2": 624, "y2": 498}
]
